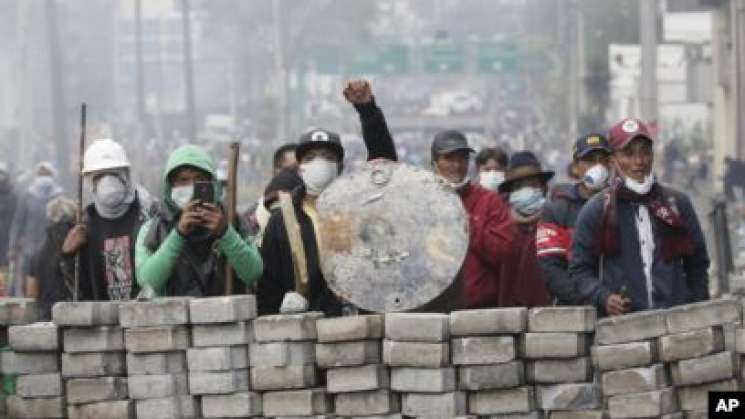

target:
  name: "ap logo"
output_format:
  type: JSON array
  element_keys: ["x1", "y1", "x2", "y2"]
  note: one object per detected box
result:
[{"x1": 710, "y1": 392, "x2": 745, "y2": 418}]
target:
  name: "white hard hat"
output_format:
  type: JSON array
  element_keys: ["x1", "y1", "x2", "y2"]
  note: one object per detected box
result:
[{"x1": 82, "y1": 138, "x2": 130, "y2": 174}]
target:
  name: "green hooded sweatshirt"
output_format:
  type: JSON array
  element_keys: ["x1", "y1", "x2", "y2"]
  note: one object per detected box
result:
[{"x1": 134, "y1": 145, "x2": 263, "y2": 295}]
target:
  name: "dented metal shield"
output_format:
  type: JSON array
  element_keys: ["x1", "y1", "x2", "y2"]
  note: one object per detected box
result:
[{"x1": 316, "y1": 161, "x2": 469, "y2": 312}]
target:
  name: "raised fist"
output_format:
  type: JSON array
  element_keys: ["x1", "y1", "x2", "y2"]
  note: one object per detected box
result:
[{"x1": 343, "y1": 79, "x2": 373, "y2": 105}]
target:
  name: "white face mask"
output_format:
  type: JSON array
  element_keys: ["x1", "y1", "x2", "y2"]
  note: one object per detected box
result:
[
  {"x1": 299, "y1": 158, "x2": 338, "y2": 196},
  {"x1": 479, "y1": 170, "x2": 505, "y2": 191},
  {"x1": 94, "y1": 175, "x2": 128, "y2": 208},
  {"x1": 509, "y1": 186, "x2": 545, "y2": 216},
  {"x1": 624, "y1": 173, "x2": 655, "y2": 195},
  {"x1": 582, "y1": 164, "x2": 609, "y2": 192},
  {"x1": 171, "y1": 184, "x2": 194, "y2": 209}
]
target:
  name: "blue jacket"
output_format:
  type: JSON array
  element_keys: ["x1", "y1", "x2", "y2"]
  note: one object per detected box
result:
[{"x1": 569, "y1": 185, "x2": 709, "y2": 316}]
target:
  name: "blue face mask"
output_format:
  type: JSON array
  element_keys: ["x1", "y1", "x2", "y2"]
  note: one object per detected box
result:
[{"x1": 509, "y1": 186, "x2": 545, "y2": 216}]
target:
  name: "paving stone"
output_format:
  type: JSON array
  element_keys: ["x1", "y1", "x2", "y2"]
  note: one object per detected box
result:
[
  {"x1": 382, "y1": 340, "x2": 449, "y2": 367},
  {"x1": 67, "y1": 400, "x2": 134, "y2": 419},
  {"x1": 127, "y1": 373, "x2": 189, "y2": 399},
  {"x1": 658, "y1": 326, "x2": 725, "y2": 362},
  {"x1": 9, "y1": 321, "x2": 59, "y2": 351},
  {"x1": 450, "y1": 307, "x2": 527, "y2": 336},
  {"x1": 591, "y1": 340, "x2": 658, "y2": 372},
  {"x1": 124, "y1": 325, "x2": 190, "y2": 353},
  {"x1": 601, "y1": 364, "x2": 669, "y2": 396},
  {"x1": 459, "y1": 361, "x2": 525, "y2": 390},
  {"x1": 251, "y1": 341, "x2": 316, "y2": 367},
  {"x1": 118, "y1": 297, "x2": 190, "y2": 328},
  {"x1": 189, "y1": 295, "x2": 257, "y2": 323},
  {"x1": 607, "y1": 388, "x2": 678, "y2": 418},
  {"x1": 549, "y1": 411, "x2": 606, "y2": 419},
  {"x1": 335, "y1": 389, "x2": 400, "y2": 416},
  {"x1": 316, "y1": 314, "x2": 384, "y2": 342},
  {"x1": 126, "y1": 351, "x2": 187, "y2": 375},
  {"x1": 135, "y1": 395, "x2": 198, "y2": 419},
  {"x1": 253, "y1": 312, "x2": 324, "y2": 342},
  {"x1": 519, "y1": 332, "x2": 589, "y2": 359},
  {"x1": 250, "y1": 364, "x2": 318, "y2": 390},
  {"x1": 452, "y1": 336, "x2": 516, "y2": 365},
  {"x1": 675, "y1": 378, "x2": 738, "y2": 411},
  {"x1": 595, "y1": 309, "x2": 668, "y2": 345},
  {"x1": 316, "y1": 340, "x2": 380, "y2": 368},
  {"x1": 1, "y1": 351, "x2": 59, "y2": 374},
  {"x1": 186, "y1": 346, "x2": 249, "y2": 371},
  {"x1": 52, "y1": 301, "x2": 119, "y2": 326},
  {"x1": 536, "y1": 383, "x2": 601, "y2": 410},
  {"x1": 390, "y1": 367, "x2": 456, "y2": 393},
  {"x1": 201, "y1": 392, "x2": 262, "y2": 417},
  {"x1": 734, "y1": 327, "x2": 745, "y2": 354},
  {"x1": 63, "y1": 325, "x2": 124, "y2": 353},
  {"x1": 192, "y1": 321, "x2": 253, "y2": 347},
  {"x1": 482, "y1": 413, "x2": 544, "y2": 419},
  {"x1": 62, "y1": 352, "x2": 126, "y2": 377},
  {"x1": 66, "y1": 377, "x2": 129, "y2": 404},
  {"x1": 527, "y1": 306, "x2": 596, "y2": 332},
  {"x1": 16, "y1": 372, "x2": 63, "y2": 397},
  {"x1": 526, "y1": 357, "x2": 592, "y2": 384},
  {"x1": 262, "y1": 388, "x2": 331, "y2": 417},
  {"x1": 669, "y1": 351, "x2": 734, "y2": 386},
  {"x1": 0, "y1": 298, "x2": 38, "y2": 325},
  {"x1": 403, "y1": 392, "x2": 466, "y2": 419},
  {"x1": 665, "y1": 298, "x2": 741, "y2": 334},
  {"x1": 6, "y1": 395, "x2": 64, "y2": 418},
  {"x1": 189, "y1": 369, "x2": 250, "y2": 395},
  {"x1": 385, "y1": 313, "x2": 449, "y2": 342},
  {"x1": 327, "y1": 364, "x2": 389, "y2": 393},
  {"x1": 468, "y1": 386, "x2": 536, "y2": 415}
]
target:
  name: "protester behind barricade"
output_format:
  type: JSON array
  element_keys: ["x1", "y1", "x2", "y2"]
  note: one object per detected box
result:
[
  {"x1": 537, "y1": 134, "x2": 612, "y2": 305},
  {"x1": 254, "y1": 168, "x2": 303, "y2": 247},
  {"x1": 135, "y1": 144, "x2": 263, "y2": 297},
  {"x1": 245, "y1": 143, "x2": 299, "y2": 237},
  {"x1": 570, "y1": 118, "x2": 710, "y2": 317},
  {"x1": 0, "y1": 163, "x2": 18, "y2": 295},
  {"x1": 8, "y1": 162, "x2": 63, "y2": 296},
  {"x1": 475, "y1": 147, "x2": 509, "y2": 192}
]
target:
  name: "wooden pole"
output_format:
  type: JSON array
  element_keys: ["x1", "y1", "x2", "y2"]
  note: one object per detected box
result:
[
  {"x1": 74, "y1": 103, "x2": 86, "y2": 301},
  {"x1": 225, "y1": 141, "x2": 240, "y2": 295}
]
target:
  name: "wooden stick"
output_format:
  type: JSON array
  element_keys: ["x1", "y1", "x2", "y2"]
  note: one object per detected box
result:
[
  {"x1": 73, "y1": 103, "x2": 86, "y2": 301},
  {"x1": 225, "y1": 141, "x2": 240, "y2": 295}
]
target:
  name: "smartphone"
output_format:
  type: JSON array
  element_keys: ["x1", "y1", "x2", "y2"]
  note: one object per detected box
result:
[{"x1": 193, "y1": 181, "x2": 215, "y2": 204}]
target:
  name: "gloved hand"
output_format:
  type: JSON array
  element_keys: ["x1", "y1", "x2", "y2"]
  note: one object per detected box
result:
[{"x1": 280, "y1": 291, "x2": 308, "y2": 314}]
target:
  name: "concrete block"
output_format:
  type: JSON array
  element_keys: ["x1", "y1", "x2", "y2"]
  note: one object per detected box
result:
[
  {"x1": 450, "y1": 307, "x2": 527, "y2": 336},
  {"x1": 735, "y1": 327, "x2": 745, "y2": 354},
  {"x1": 250, "y1": 341, "x2": 315, "y2": 367},
  {"x1": 250, "y1": 365, "x2": 318, "y2": 390},
  {"x1": 675, "y1": 378, "x2": 738, "y2": 411},
  {"x1": 192, "y1": 321, "x2": 253, "y2": 347},
  {"x1": 6, "y1": 395, "x2": 64, "y2": 418},
  {"x1": 519, "y1": 332, "x2": 588, "y2": 359},
  {"x1": 126, "y1": 351, "x2": 186, "y2": 375},
  {"x1": 189, "y1": 294, "x2": 257, "y2": 323},
  {"x1": 186, "y1": 346, "x2": 249, "y2": 371},
  {"x1": 452, "y1": 336, "x2": 516, "y2": 365},
  {"x1": 62, "y1": 352, "x2": 125, "y2": 377},
  {"x1": 118, "y1": 297, "x2": 190, "y2": 328},
  {"x1": 201, "y1": 392, "x2": 262, "y2": 417},
  {"x1": 0, "y1": 298, "x2": 38, "y2": 325},
  {"x1": 385, "y1": 313, "x2": 449, "y2": 342},
  {"x1": 591, "y1": 340, "x2": 657, "y2": 372},
  {"x1": 52, "y1": 301, "x2": 119, "y2": 326},
  {"x1": 316, "y1": 314, "x2": 383, "y2": 342},
  {"x1": 482, "y1": 414, "x2": 544, "y2": 419},
  {"x1": 327, "y1": 364, "x2": 389, "y2": 393},
  {"x1": 459, "y1": 361, "x2": 525, "y2": 390},
  {"x1": 189, "y1": 369, "x2": 250, "y2": 395},
  {"x1": 670, "y1": 351, "x2": 734, "y2": 386},
  {"x1": 127, "y1": 373, "x2": 189, "y2": 400},
  {"x1": 63, "y1": 326, "x2": 124, "y2": 353},
  {"x1": 124, "y1": 325, "x2": 189, "y2": 353},
  {"x1": 665, "y1": 297, "x2": 741, "y2": 334},
  {"x1": 659, "y1": 326, "x2": 725, "y2": 362},
  {"x1": 382, "y1": 340, "x2": 449, "y2": 367},
  {"x1": 468, "y1": 386, "x2": 536, "y2": 415},
  {"x1": 335, "y1": 389, "x2": 400, "y2": 416},
  {"x1": 549, "y1": 411, "x2": 606, "y2": 419},
  {"x1": 16, "y1": 372, "x2": 63, "y2": 397},
  {"x1": 316, "y1": 340, "x2": 380, "y2": 368},
  {"x1": 595, "y1": 309, "x2": 668, "y2": 345},
  {"x1": 527, "y1": 306, "x2": 596, "y2": 332},
  {"x1": 390, "y1": 367, "x2": 456, "y2": 393},
  {"x1": 253, "y1": 312, "x2": 324, "y2": 342},
  {"x1": 262, "y1": 388, "x2": 331, "y2": 417},
  {"x1": 67, "y1": 400, "x2": 134, "y2": 419},
  {"x1": 135, "y1": 395, "x2": 198, "y2": 419},
  {"x1": 66, "y1": 377, "x2": 129, "y2": 404},
  {"x1": 1, "y1": 351, "x2": 59, "y2": 374},
  {"x1": 526, "y1": 357, "x2": 592, "y2": 384},
  {"x1": 9, "y1": 321, "x2": 59, "y2": 351},
  {"x1": 601, "y1": 364, "x2": 669, "y2": 396},
  {"x1": 607, "y1": 388, "x2": 678, "y2": 418},
  {"x1": 536, "y1": 383, "x2": 601, "y2": 410},
  {"x1": 403, "y1": 392, "x2": 466, "y2": 419}
]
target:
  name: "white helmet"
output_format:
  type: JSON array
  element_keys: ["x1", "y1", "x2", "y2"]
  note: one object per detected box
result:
[{"x1": 82, "y1": 138, "x2": 130, "y2": 174}]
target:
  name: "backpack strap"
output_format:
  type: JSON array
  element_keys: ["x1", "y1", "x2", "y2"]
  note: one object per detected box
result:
[{"x1": 278, "y1": 192, "x2": 310, "y2": 297}]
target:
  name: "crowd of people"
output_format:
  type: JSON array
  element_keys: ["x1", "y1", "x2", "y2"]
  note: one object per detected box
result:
[{"x1": 0, "y1": 80, "x2": 711, "y2": 321}]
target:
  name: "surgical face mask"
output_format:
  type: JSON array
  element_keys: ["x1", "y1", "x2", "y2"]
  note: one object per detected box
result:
[
  {"x1": 299, "y1": 158, "x2": 338, "y2": 196},
  {"x1": 582, "y1": 164, "x2": 609, "y2": 192},
  {"x1": 509, "y1": 186, "x2": 545, "y2": 216},
  {"x1": 479, "y1": 170, "x2": 505, "y2": 191},
  {"x1": 94, "y1": 175, "x2": 128, "y2": 208},
  {"x1": 624, "y1": 173, "x2": 655, "y2": 195},
  {"x1": 171, "y1": 184, "x2": 194, "y2": 209}
]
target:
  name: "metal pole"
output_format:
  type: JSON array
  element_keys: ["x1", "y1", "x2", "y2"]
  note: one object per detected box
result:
[
  {"x1": 639, "y1": 0, "x2": 658, "y2": 123},
  {"x1": 181, "y1": 0, "x2": 197, "y2": 141},
  {"x1": 45, "y1": 0, "x2": 69, "y2": 183},
  {"x1": 135, "y1": 0, "x2": 146, "y2": 126},
  {"x1": 272, "y1": 0, "x2": 287, "y2": 140}
]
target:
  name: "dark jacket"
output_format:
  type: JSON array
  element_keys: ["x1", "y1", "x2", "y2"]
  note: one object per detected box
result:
[
  {"x1": 30, "y1": 220, "x2": 75, "y2": 321},
  {"x1": 0, "y1": 185, "x2": 18, "y2": 266},
  {"x1": 499, "y1": 220, "x2": 551, "y2": 307},
  {"x1": 537, "y1": 183, "x2": 587, "y2": 305},
  {"x1": 257, "y1": 99, "x2": 397, "y2": 316},
  {"x1": 569, "y1": 184, "x2": 710, "y2": 316}
]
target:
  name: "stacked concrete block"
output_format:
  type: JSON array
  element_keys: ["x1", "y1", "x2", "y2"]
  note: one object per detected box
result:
[
  {"x1": 52, "y1": 301, "x2": 132, "y2": 419},
  {"x1": 0, "y1": 298, "x2": 38, "y2": 417},
  {"x1": 188, "y1": 295, "x2": 261, "y2": 418},
  {"x1": 314, "y1": 315, "x2": 395, "y2": 418},
  {"x1": 523, "y1": 307, "x2": 600, "y2": 418},
  {"x1": 252, "y1": 312, "x2": 330, "y2": 418},
  {"x1": 119, "y1": 297, "x2": 197, "y2": 419},
  {"x1": 5, "y1": 321, "x2": 64, "y2": 418}
]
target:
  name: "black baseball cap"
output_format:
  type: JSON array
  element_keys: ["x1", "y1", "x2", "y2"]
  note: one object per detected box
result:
[
  {"x1": 572, "y1": 133, "x2": 611, "y2": 160},
  {"x1": 431, "y1": 130, "x2": 475, "y2": 160},
  {"x1": 295, "y1": 129, "x2": 344, "y2": 162}
]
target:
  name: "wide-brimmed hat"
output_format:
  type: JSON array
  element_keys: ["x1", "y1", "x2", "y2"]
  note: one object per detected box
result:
[{"x1": 498, "y1": 150, "x2": 555, "y2": 193}]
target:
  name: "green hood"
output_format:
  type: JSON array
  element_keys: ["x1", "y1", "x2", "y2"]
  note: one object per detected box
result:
[{"x1": 162, "y1": 145, "x2": 218, "y2": 207}]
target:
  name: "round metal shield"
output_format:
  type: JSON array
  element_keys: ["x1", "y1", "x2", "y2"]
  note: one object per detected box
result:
[{"x1": 316, "y1": 161, "x2": 469, "y2": 312}]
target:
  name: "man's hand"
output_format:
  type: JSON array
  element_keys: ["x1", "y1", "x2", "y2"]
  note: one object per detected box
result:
[
  {"x1": 177, "y1": 201, "x2": 203, "y2": 236},
  {"x1": 605, "y1": 293, "x2": 631, "y2": 316},
  {"x1": 62, "y1": 224, "x2": 88, "y2": 255},
  {"x1": 343, "y1": 79, "x2": 373, "y2": 105},
  {"x1": 200, "y1": 203, "x2": 227, "y2": 237}
]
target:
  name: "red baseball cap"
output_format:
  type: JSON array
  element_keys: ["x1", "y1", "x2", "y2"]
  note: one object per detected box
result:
[{"x1": 608, "y1": 118, "x2": 654, "y2": 151}]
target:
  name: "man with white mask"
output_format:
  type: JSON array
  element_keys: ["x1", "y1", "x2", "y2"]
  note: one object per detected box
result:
[
  {"x1": 475, "y1": 147, "x2": 509, "y2": 192},
  {"x1": 570, "y1": 118, "x2": 710, "y2": 316},
  {"x1": 537, "y1": 134, "x2": 611, "y2": 305},
  {"x1": 61, "y1": 138, "x2": 157, "y2": 300}
]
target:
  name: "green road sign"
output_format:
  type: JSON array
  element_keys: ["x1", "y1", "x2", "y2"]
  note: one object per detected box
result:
[
  {"x1": 423, "y1": 43, "x2": 464, "y2": 74},
  {"x1": 477, "y1": 42, "x2": 518, "y2": 73}
]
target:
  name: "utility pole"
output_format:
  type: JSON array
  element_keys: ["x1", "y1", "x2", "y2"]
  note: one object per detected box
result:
[
  {"x1": 638, "y1": 0, "x2": 658, "y2": 124},
  {"x1": 272, "y1": 0, "x2": 287, "y2": 140},
  {"x1": 135, "y1": 0, "x2": 146, "y2": 131},
  {"x1": 181, "y1": 0, "x2": 197, "y2": 141},
  {"x1": 734, "y1": 0, "x2": 745, "y2": 160},
  {"x1": 45, "y1": 0, "x2": 69, "y2": 183}
]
